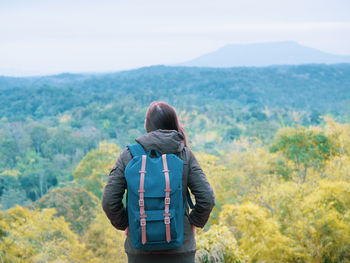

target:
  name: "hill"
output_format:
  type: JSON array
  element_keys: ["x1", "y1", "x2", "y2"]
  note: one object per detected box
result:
[
  {"x1": 179, "y1": 41, "x2": 350, "y2": 67},
  {"x1": 1, "y1": 64, "x2": 350, "y2": 120}
]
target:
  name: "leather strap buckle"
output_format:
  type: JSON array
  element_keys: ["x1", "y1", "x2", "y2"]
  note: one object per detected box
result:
[
  {"x1": 164, "y1": 217, "x2": 170, "y2": 225},
  {"x1": 138, "y1": 199, "x2": 144, "y2": 207}
]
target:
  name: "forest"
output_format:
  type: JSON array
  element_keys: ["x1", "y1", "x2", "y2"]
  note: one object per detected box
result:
[{"x1": 0, "y1": 64, "x2": 350, "y2": 262}]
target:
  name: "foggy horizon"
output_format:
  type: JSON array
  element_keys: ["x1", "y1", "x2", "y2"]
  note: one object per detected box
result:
[{"x1": 1, "y1": 0, "x2": 350, "y2": 76}]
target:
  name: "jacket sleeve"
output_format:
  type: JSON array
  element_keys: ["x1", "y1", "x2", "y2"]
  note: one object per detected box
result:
[
  {"x1": 101, "y1": 148, "x2": 131, "y2": 230},
  {"x1": 187, "y1": 149, "x2": 215, "y2": 228}
]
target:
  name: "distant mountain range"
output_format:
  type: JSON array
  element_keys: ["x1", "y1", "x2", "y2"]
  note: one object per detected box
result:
[{"x1": 178, "y1": 41, "x2": 350, "y2": 67}]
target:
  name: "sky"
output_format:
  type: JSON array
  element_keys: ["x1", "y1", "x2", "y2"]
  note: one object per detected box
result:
[{"x1": 0, "y1": 0, "x2": 350, "y2": 76}]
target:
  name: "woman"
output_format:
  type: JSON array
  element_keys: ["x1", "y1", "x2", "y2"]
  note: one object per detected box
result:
[{"x1": 102, "y1": 101, "x2": 215, "y2": 263}]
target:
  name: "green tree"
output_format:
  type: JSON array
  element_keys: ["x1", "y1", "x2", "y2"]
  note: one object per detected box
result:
[
  {"x1": 33, "y1": 186, "x2": 99, "y2": 235},
  {"x1": 17, "y1": 151, "x2": 58, "y2": 201},
  {"x1": 0, "y1": 138, "x2": 18, "y2": 169},
  {"x1": 270, "y1": 126, "x2": 339, "y2": 183},
  {"x1": 73, "y1": 141, "x2": 120, "y2": 197},
  {"x1": 29, "y1": 125, "x2": 49, "y2": 155}
]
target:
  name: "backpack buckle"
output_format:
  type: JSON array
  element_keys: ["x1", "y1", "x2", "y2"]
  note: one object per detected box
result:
[
  {"x1": 138, "y1": 199, "x2": 144, "y2": 207},
  {"x1": 140, "y1": 218, "x2": 146, "y2": 226},
  {"x1": 164, "y1": 197, "x2": 170, "y2": 205},
  {"x1": 164, "y1": 217, "x2": 170, "y2": 225}
]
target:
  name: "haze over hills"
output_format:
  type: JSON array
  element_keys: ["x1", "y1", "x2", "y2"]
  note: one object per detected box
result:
[
  {"x1": 2, "y1": 41, "x2": 350, "y2": 76},
  {"x1": 179, "y1": 41, "x2": 350, "y2": 67}
]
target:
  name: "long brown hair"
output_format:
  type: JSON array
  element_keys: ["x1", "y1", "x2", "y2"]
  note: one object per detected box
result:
[{"x1": 145, "y1": 101, "x2": 189, "y2": 147}]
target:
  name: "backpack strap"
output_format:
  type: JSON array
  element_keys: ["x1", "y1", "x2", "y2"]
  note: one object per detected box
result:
[
  {"x1": 186, "y1": 190, "x2": 195, "y2": 209},
  {"x1": 181, "y1": 147, "x2": 195, "y2": 209},
  {"x1": 138, "y1": 155, "x2": 148, "y2": 245},
  {"x1": 161, "y1": 154, "x2": 172, "y2": 243},
  {"x1": 127, "y1": 143, "x2": 146, "y2": 157}
]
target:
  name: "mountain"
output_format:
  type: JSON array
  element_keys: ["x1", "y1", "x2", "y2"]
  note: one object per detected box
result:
[{"x1": 179, "y1": 41, "x2": 350, "y2": 67}]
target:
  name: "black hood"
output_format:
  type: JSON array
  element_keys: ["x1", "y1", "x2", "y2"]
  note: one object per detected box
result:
[{"x1": 135, "y1": 129, "x2": 185, "y2": 154}]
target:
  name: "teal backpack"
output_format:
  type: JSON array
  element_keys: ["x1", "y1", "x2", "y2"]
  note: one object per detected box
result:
[{"x1": 125, "y1": 143, "x2": 193, "y2": 250}]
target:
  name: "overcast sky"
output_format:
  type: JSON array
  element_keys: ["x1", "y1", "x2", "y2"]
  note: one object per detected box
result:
[{"x1": 1, "y1": 0, "x2": 349, "y2": 76}]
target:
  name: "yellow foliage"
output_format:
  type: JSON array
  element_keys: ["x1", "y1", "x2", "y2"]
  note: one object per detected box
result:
[
  {"x1": 305, "y1": 180, "x2": 350, "y2": 214},
  {"x1": 3, "y1": 118, "x2": 350, "y2": 262},
  {"x1": 227, "y1": 147, "x2": 272, "y2": 192},
  {"x1": 194, "y1": 130, "x2": 220, "y2": 144},
  {"x1": 323, "y1": 116, "x2": 350, "y2": 155},
  {"x1": 82, "y1": 209, "x2": 127, "y2": 263},
  {"x1": 324, "y1": 150, "x2": 350, "y2": 183},
  {"x1": 263, "y1": 181, "x2": 306, "y2": 233},
  {"x1": 196, "y1": 224, "x2": 246, "y2": 263},
  {"x1": 219, "y1": 203, "x2": 302, "y2": 262},
  {"x1": 294, "y1": 180, "x2": 350, "y2": 262},
  {"x1": 223, "y1": 146, "x2": 280, "y2": 215},
  {"x1": 189, "y1": 121, "x2": 350, "y2": 262},
  {"x1": 0, "y1": 206, "x2": 128, "y2": 262},
  {"x1": 196, "y1": 152, "x2": 234, "y2": 223},
  {"x1": 0, "y1": 206, "x2": 93, "y2": 263},
  {"x1": 0, "y1": 169, "x2": 20, "y2": 177}
]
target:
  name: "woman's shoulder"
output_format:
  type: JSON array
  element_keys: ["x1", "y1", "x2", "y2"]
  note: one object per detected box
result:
[
  {"x1": 177, "y1": 146, "x2": 194, "y2": 164},
  {"x1": 119, "y1": 147, "x2": 133, "y2": 167}
]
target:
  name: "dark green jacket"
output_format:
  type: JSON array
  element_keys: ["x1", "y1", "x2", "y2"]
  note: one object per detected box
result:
[{"x1": 102, "y1": 129, "x2": 215, "y2": 254}]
